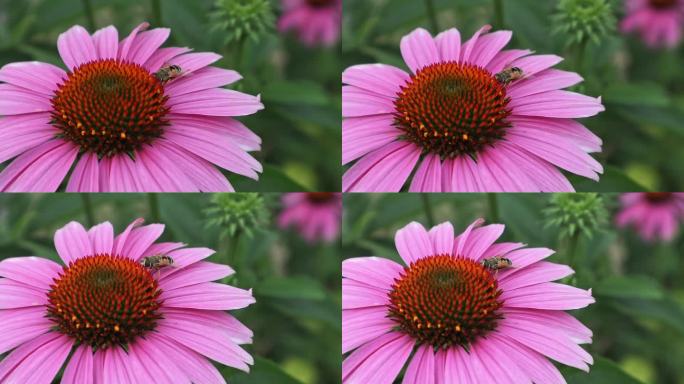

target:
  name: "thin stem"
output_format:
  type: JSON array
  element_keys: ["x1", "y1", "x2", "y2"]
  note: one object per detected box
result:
[
  {"x1": 424, "y1": 0, "x2": 439, "y2": 34},
  {"x1": 81, "y1": 194, "x2": 95, "y2": 227},
  {"x1": 226, "y1": 230, "x2": 242, "y2": 267},
  {"x1": 148, "y1": 194, "x2": 161, "y2": 223},
  {"x1": 81, "y1": 0, "x2": 96, "y2": 30},
  {"x1": 151, "y1": 0, "x2": 162, "y2": 26},
  {"x1": 566, "y1": 232, "x2": 580, "y2": 270},
  {"x1": 422, "y1": 194, "x2": 435, "y2": 227},
  {"x1": 576, "y1": 38, "x2": 588, "y2": 73},
  {"x1": 493, "y1": 0, "x2": 504, "y2": 29},
  {"x1": 487, "y1": 193, "x2": 499, "y2": 223}
]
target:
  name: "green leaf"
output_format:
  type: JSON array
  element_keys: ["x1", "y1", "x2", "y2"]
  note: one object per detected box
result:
[
  {"x1": 262, "y1": 80, "x2": 330, "y2": 106},
  {"x1": 594, "y1": 276, "x2": 664, "y2": 300},
  {"x1": 564, "y1": 356, "x2": 645, "y2": 384},
  {"x1": 604, "y1": 82, "x2": 670, "y2": 108},
  {"x1": 256, "y1": 276, "x2": 326, "y2": 301},
  {"x1": 232, "y1": 165, "x2": 309, "y2": 192},
  {"x1": 570, "y1": 166, "x2": 647, "y2": 192},
  {"x1": 610, "y1": 297, "x2": 684, "y2": 334},
  {"x1": 226, "y1": 356, "x2": 302, "y2": 384}
]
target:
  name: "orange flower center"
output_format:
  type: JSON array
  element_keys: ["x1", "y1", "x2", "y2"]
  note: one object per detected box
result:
[
  {"x1": 388, "y1": 254, "x2": 503, "y2": 350},
  {"x1": 649, "y1": 0, "x2": 677, "y2": 9},
  {"x1": 645, "y1": 192, "x2": 673, "y2": 204},
  {"x1": 394, "y1": 61, "x2": 512, "y2": 159},
  {"x1": 306, "y1": 0, "x2": 334, "y2": 7},
  {"x1": 51, "y1": 59, "x2": 169, "y2": 158},
  {"x1": 46, "y1": 254, "x2": 162, "y2": 350},
  {"x1": 306, "y1": 192, "x2": 336, "y2": 204}
]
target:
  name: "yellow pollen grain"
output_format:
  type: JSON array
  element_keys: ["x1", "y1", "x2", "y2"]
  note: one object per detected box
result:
[
  {"x1": 455, "y1": 324, "x2": 461, "y2": 332},
  {"x1": 114, "y1": 325, "x2": 120, "y2": 332},
  {"x1": 71, "y1": 315, "x2": 77, "y2": 321},
  {"x1": 76, "y1": 122, "x2": 82, "y2": 129},
  {"x1": 462, "y1": 134, "x2": 469, "y2": 141},
  {"x1": 120, "y1": 132, "x2": 126, "y2": 139},
  {"x1": 413, "y1": 315, "x2": 418, "y2": 322}
]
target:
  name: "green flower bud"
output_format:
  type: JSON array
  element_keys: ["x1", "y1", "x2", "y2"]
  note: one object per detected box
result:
[
  {"x1": 544, "y1": 193, "x2": 608, "y2": 239},
  {"x1": 210, "y1": 0, "x2": 275, "y2": 44},
  {"x1": 552, "y1": 0, "x2": 617, "y2": 46},
  {"x1": 205, "y1": 193, "x2": 270, "y2": 238}
]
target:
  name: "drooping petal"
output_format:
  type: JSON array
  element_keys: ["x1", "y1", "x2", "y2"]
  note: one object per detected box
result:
[
  {"x1": 501, "y1": 282, "x2": 595, "y2": 310},
  {"x1": 402, "y1": 345, "x2": 436, "y2": 384},
  {"x1": 342, "y1": 306, "x2": 394, "y2": 354},
  {"x1": 66, "y1": 153, "x2": 100, "y2": 192},
  {"x1": 165, "y1": 67, "x2": 242, "y2": 97},
  {"x1": 160, "y1": 282, "x2": 255, "y2": 310},
  {"x1": 0, "y1": 306, "x2": 53, "y2": 354},
  {"x1": 0, "y1": 61, "x2": 66, "y2": 95},
  {"x1": 0, "y1": 84, "x2": 52, "y2": 115},
  {"x1": 409, "y1": 154, "x2": 443, "y2": 192},
  {"x1": 342, "y1": 141, "x2": 421, "y2": 192},
  {"x1": 342, "y1": 279, "x2": 390, "y2": 309},
  {"x1": 342, "y1": 64, "x2": 409, "y2": 98},
  {"x1": 342, "y1": 332, "x2": 414, "y2": 384},
  {"x1": 144, "y1": 333, "x2": 226, "y2": 384},
  {"x1": 342, "y1": 86, "x2": 396, "y2": 117},
  {"x1": 0, "y1": 279, "x2": 48, "y2": 308},
  {"x1": 158, "y1": 261, "x2": 234, "y2": 291},
  {"x1": 342, "y1": 115, "x2": 400, "y2": 165},
  {"x1": 0, "y1": 139, "x2": 78, "y2": 192},
  {"x1": 0, "y1": 332, "x2": 73, "y2": 384}
]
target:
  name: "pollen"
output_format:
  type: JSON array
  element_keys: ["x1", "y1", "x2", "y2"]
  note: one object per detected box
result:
[
  {"x1": 394, "y1": 61, "x2": 512, "y2": 159},
  {"x1": 387, "y1": 254, "x2": 504, "y2": 350},
  {"x1": 50, "y1": 59, "x2": 170, "y2": 158},
  {"x1": 46, "y1": 254, "x2": 162, "y2": 350}
]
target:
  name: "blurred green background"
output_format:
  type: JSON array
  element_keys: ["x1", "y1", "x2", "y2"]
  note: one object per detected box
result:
[
  {"x1": 0, "y1": 0, "x2": 341, "y2": 191},
  {"x1": 343, "y1": 0, "x2": 684, "y2": 191},
  {"x1": 0, "y1": 193, "x2": 341, "y2": 384},
  {"x1": 343, "y1": 193, "x2": 684, "y2": 384}
]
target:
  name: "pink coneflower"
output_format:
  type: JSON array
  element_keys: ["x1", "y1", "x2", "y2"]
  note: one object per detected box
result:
[
  {"x1": 279, "y1": 0, "x2": 342, "y2": 46},
  {"x1": 616, "y1": 193, "x2": 684, "y2": 242},
  {"x1": 0, "y1": 218, "x2": 255, "y2": 382},
  {"x1": 0, "y1": 22, "x2": 263, "y2": 192},
  {"x1": 278, "y1": 192, "x2": 342, "y2": 243},
  {"x1": 342, "y1": 219, "x2": 595, "y2": 383},
  {"x1": 621, "y1": 0, "x2": 684, "y2": 48},
  {"x1": 342, "y1": 26, "x2": 605, "y2": 192}
]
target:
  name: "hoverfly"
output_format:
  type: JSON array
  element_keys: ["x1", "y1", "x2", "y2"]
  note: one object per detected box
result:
[
  {"x1": 153, "y1": 64, "x2": 183, "y2": 85},
  {"x1": 140, "y1": 254, "x2": 174, "y2": 271},
  {"x1": 494, "y1": 66, "x2": 524, "y2": 86},
  {"x1": 481, "y1": 256, "x2": 513, "y2": 271}
]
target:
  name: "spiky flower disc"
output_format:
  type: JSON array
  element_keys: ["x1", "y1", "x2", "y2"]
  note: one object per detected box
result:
[
  {"x1": 388, "y1": 255, "x2": 503, "y2": 350},
  {"x1": 394, "y1": 62, "x2": 511, "y2": 158},
  {"x1": 51, "y1": 60, "x2": 169, "y2": 158}
]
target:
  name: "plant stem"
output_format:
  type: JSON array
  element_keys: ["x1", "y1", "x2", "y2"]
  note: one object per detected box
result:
[
  {"x1": 493, "y1": 0, "x2": 504, "y2": 29},
  {"x1": 226, "y1": 230, "x2": 242, "y2": 267},
  {"x1": 424, "y1": 0, "x2": 439, "y2": 34},
  {"x1": 576, "y1": 38, "x2": 588, "y2": 73},
  {"x1": 151, "y1": 0, "x2": 162, "y2": 26},
  {"x1": 566, "y1": 232, "x2": 580, "y2": 269},
  {"x1": 148, "y1": 194, "x2": 160, "y2": 223},
  {"x1": 487, "y1": 193, "x2": 499, "y2": 223},
  {"x1": 81, "y1": 0, "x2": 96, "y2": 30},
  {"x1": 81, "y1": 194, "x2": 95, "y2": 227},
  {"x1": 422, "y1": 194, "x2": 435, "y2": 227}
]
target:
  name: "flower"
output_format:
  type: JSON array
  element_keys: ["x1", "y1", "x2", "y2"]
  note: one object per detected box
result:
[
  {"x1": 278, "y1": 0, "x2": 342, "y2": 46},
  {"x1": 0, "y1": 22, "x2": 264, "y2": 192},
  {"x1": 211, "y1": 0, "x2": 275, "y2": 44},
  {"x1": 621, "y1": 0, "x2": 684, "y2": 48},
  {"x1": 342, "y1": 26, "x2": 604, "y2": 192},
  {"x1": 616, "y1": 193, "x2": 684, "y2": 242},
  {"x1": 0, "y1": 218, "x2": 255, "y2": 382},
  {"x1": 206, "y1": 193, "x2": 270, "y2": 237},
  {"x1": 342, "y1": 219, "x2": 595, "y2": 383},
  {"x1": 278, "y1": 193, "x2": 342, "y2": 243}
]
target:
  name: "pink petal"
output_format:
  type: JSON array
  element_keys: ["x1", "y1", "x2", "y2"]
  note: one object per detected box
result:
[
  {"x1": 162, "y1": 307, "x2": 253, "y2": 344},
  {"x1": 342, "y1": 307, "x2": 394, "y2": 354},
  {"x1": 165, "y1": 67, "x2": 242, "y2": 97},
  {"x1": 0, "y1": 332, "x2": 72, "y2": 384},
  {"x1": 495, "y1": 247, "x2": 555, "y2": 279},
  {"x1": 143, "y1": 333, "x2": 227, "y2": 384},
  {"x1": 409, "y1": 154, "x2": 443, "y2": 192},
  {"x1": 395, "y1": 221, "x2": 432, "y2": 265},
  {"x1": 342, "y1": 86, "x2": 396, "y2": 117},
  {"x1": 504, "y1": 308, "x2": 593, "y2": 344},
  {"x1": 468, "y1": 30, "x2": 512, "y2": 67},
  {"x1": 498, "y1": 261, "x2": 574, "y2": 291},
  {"x1": 510, "y1": 54, "x2": 564, "y2": 77},
  {"x1": 403, "y1": 345, "x2": 436, "y2": 384},
  {"x1": 0, "y1": 139, "x2": 78, "y2": 192},
  {"x1": 106, "y1": 154, "x2": 143, "y2": 192},
  {"x1": 481, "y1": 241, "x2": 526, "y2": 259},
  {"x1": 342, "y1": 256, "x2": 403, "y2": 290},
  {"x1": 0, "y1": 113, "x2": 56, "y2": 164},
  {"x1": 137, "y1": 147, "x2": 201, "y2": 192},
  {"x1": 478, "y1": 145, "x2": 541, "y2": 191},
  {"x1": 61, "y1": 345, "x2": 95, "y2": 384},
  {"x1": 485, "y1": 49, "x2": 532, "y2": 74},
  {"x1": 0, "y1": 306, "x2": 53, "y2": 354},
  {"x1": 508, "y1": 69, "x2": 583, "y2": 99},
  {"x1": 126, "y1": 338, "x2": 181, "y2": 384},
  {"x1": 91, "y1": 25, "x2": 118, "y2": 60},
  {"x1": 103, "y1": 343, "x2": 151, "y2": 384},
  {"x1": 117, "y1": 22, "x2": 149, "y2": 61},
  {"x1": 159, "y1": 261, "x2": 235, "y2": 291},
  {"x1": 157, "y1": 320, "x2": 253, "y2": 372},
  {"x1": 444, "y1": 347, "x2": 477, "y2": 384},
  {"x1": 400, "y1": 28, "x2": 439, "y2": 73},
  {"x1": 435, "y1": 28, "x2": 461, "y2": 62},
  {"x1": 0, "y1": 61, "x2": 66, "y2": 95},
  {"x1": 460, "y1": 25, "x2": 492, "y2": 63},
  {"x1": 54, "y1": 221, "x2": 92, "y2": 265},
  {"x1": 143, "y1": 47, "x2": 192, "y2": 72},
  {"x1": 0, "y1": 279, "x2": 47, "y2": 308},
  {"x1": 166, "y1": 114, "x2": 261, "y2": 151},
  {"x1": 66, "y1": 153, "x2": 100, "y2": 192},
  {"x1": 342, "y1": 64, "x2": 409, "y2": 98},
  {"x1": 454, "y1": 218, "x2": 485, "y2": 257},
  {"x1": 508, "y1": 115, "x2": 602, "y2": 153},
  {"x1": 57, "y1": 25, "x2": 98, "y2": 71},
  {"x1": 443, "y1": 155, "x2": 483, "y2": 192},
  {"x1": 170, "y1": 52, "x2": 223, "y2": 74},
  {"x1": 160, "y1": 282, "x2": 255, "y2": 310},
  {"x1": 493, "y1": 142, "x2": 575, "y2": 192},
  {"x1": 511, "y1": 89, "x2": 604, "y2": 118},
  {"x1": 472, "y1": 337, "x2": 532, "y2": 384},
  {"x1": 428, "y1": 222, "x2": 455, "y2": 255},
  {"x1": 0, "y1": 256, "x2": 61, "y2": 291},
  {"x1": 342, "y1": 141, "x2": 421, "y2": 192},
  {"x1": 460, "y1": 224, "x2": 505, "y2": 261},
  {"x1": 0, "y1": 84, "x2": 52, "y2": 115},
  {"x1": 342, "y1": 332, "x2": 414, "y2": 384},
  {"x1": 126, "y1": 28, "x2": 170, "y2": 64},
  {"x1": 342, "y1": 279, "x2": 390, "y2": 309},
  {"x1": 120, "y1": 223, "x2": 165, "y2": 261},
  {"x1": 501, "y1": 282, "x2": 595, "y2": 310},
  {"x1": 153, "y1": 141, "x2": 234, "y2": 192},
  {"x1": 489, "y1": 333, "x2": 567, "y2": 384},
  {"x1": 112, "y1": 218, "x2": 144, "y2": 255},
  {"x1": 87, "y1": 221, "x2": 114, "y2": 255},
  {"x1": 155, "y1": 247, "x2": 215, "y2": 280},
  {"x1": 342, "y1": 115, "x2": 400, "y2": 165},
  {"x1": 140, "y1": 241, "x2": 186, "y2": 259},
  {"x1": 168, "y1": 88, "x2": 264, "y2": 117}
]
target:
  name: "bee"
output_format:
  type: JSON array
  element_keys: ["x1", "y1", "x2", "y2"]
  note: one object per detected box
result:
[
  {"x1": 481, "y1": 256, "x2": 513, "y2": 271},
  {"x1": 140, "y1": 254, "x2": 174, "y2": 270},
  {"x1": 153, "y1": 64, "x2": 183, "y2": 85},
  {"x1": 494, "y1": 67, "x2": 524, "y2": 86}
]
